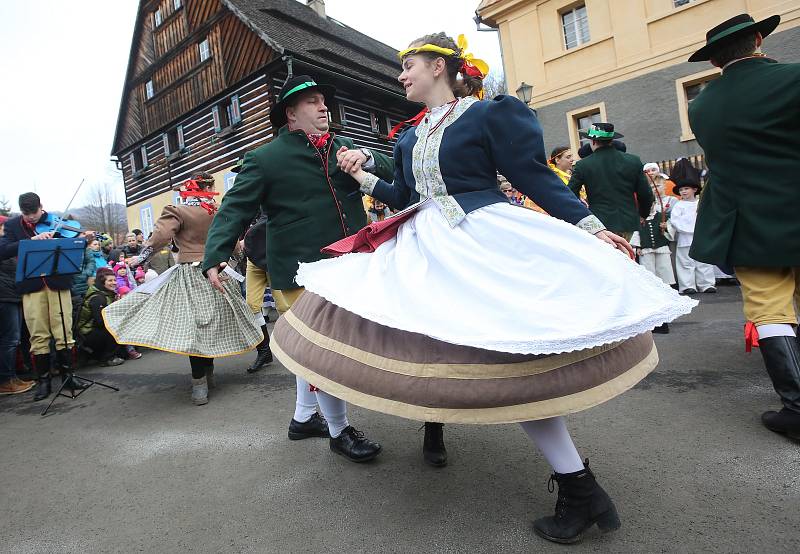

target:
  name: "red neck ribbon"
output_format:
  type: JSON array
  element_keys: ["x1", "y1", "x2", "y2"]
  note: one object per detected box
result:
[
  {"x1": 307, "y1": 132, "x2": 331, "y2": 149},
  {"x1": 388, "y1": 109, "x2": 428, "y2": 140}
]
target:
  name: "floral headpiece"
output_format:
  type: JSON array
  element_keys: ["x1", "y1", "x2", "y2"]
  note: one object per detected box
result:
[{"x1": 398, "y1": 34, "x2": 490, "y2": 96}]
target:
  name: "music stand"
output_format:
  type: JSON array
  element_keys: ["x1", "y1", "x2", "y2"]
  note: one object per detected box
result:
[{"x1": 16, "y1": 238, "x2": 119, "y2": 416}]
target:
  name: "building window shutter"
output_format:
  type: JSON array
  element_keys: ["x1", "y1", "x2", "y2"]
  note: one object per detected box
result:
[
  {"x1": 162, "y1": 133, "x2": 170, "y2": 156},
  {"x1": 154, "y1": 9, "x2": 162, "y2": 27},
  {"x1": 173, "y1": 0, "x2": 182, "y2": 10},
  {"x1": 177, "y1": 125, "x2": 185, "y2": 149},
  {"x1": 212, "y1": 106, "x2": 222, "y2": 132},
  {"x1": 140, "y1": 145, "x2": 148, "y2": 168},
  {"x1": 129, "y1": 152, "x2": 136, "y2": 173},
  {"x1": 145, "y1": 80, "x2": 154, "y2": 99},
  {"x1": 230, "y1": 95, "x2": 242, "y2": 124}
]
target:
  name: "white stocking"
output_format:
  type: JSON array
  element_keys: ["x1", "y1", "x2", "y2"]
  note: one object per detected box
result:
[
  {"x1": 315, "y1": 390, "x2": 349, "y2": 438},
  {"x1": 520, "y1": 417, "x2": 584, "y2": 474},
  {"x1": 293, "y1": 376, "x2": 318, "y2": 423}
]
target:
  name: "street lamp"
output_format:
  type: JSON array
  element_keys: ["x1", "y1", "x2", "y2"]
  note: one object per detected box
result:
[{"x1": 515, "y1": 81, "x2": 533, "y2": 105}]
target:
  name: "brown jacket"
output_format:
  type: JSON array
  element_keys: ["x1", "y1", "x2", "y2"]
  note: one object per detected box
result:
[{"x1": 147, "y1": 204, "x2": 214, "y2": 264}]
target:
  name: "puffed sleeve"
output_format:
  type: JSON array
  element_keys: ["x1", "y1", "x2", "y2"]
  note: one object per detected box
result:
[
  {"x1": 359, "y1": 131, "x2": 414, "y2": 210},
  {"x1": 146, "y1": 205, "x2": 182, "y2": 252},
  {"x1": 484, "y1": 96, "x2": 603, "y2": 232}
]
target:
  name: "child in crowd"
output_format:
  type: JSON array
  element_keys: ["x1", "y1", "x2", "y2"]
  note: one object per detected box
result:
[
  {"x1": 134, "y1": 266, "x2": 146, "y2": 285},
  {"x1": 632, "y1": 168, "x2": 677, "y2": 332},
  {"x1": 669, "y1": 182, "x2": 716, "y2": 294}
]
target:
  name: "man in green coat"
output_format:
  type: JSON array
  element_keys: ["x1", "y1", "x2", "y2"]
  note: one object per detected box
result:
[
  {"x1": 203, "y1": 75, "x2": 393, "y2": 462},
  {"x1": 567, "y1": 123, "x2": 653, "y2": 239},
  {"x1": 688, "y1": 13, "x2": 800, "y2": 439}
]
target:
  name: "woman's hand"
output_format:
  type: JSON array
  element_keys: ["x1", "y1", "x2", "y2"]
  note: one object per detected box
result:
[{"x1": 595, "y1": 230, "x2": 635, "y2": 259}]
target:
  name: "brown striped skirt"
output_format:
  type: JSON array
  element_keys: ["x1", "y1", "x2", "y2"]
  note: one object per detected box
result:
[{"x1": 272, "y1": 291, "x2": 658, "y2": 424}]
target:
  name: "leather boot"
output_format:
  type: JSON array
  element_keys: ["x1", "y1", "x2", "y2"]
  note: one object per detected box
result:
[
  {"x1": 56, "y1": 349, "x2": 88, "y2": 391},
  {"x1": 533, "y1": 460, "x2": 620, "y2": 544},
  {"x1": 423, "y1": 422, "x2": 448, "y2": 467},
  {"x1": 758, "y1": 336, "x2": 800, "y2": 439},
  {"x1": 32, "y1": 354, "x2": 52, "y2": 402},
  {"x1": 247, "y1": 325, "x2": 273, "y2": 373}
]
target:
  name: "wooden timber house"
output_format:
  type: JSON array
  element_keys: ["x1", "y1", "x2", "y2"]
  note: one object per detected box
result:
[{"x1": 112, "y1": 0, "x2": 417, "y2": 235}]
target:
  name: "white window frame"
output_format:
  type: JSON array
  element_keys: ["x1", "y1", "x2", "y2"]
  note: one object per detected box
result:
[
  {"x1": 173, "y1": 0, "x2": 183, "y2": 10},
  {"x1": 140, "y1": 145, "x2": 148, "y2": 169},
  {"x1": 676, "y1": 68, "x2": 720, "y2": 141},
  {"x1": 561, "y1": 5, "x2": 590, "y2": 50},
  {"x1": 145, "y1": 80, "x2": 154, "y2": 100},
  {"x1": 139, "y1": 204, "x2": 154, "y2": 238},
  {"x1": 199, "y1": 39, "x2": 211, "y2": 62},
  {"x1": 153, "y1": 9, "x2": 162, "y2": 27},
  {"x1": 565, "y1": 102, "x2": 608, "y2": 154},
  {"x1": 177, "y1": 124, "x2": 185, "y2": 149},
  {"x1": 229, "y1": 94, "x2": 242, "y2": 125}
]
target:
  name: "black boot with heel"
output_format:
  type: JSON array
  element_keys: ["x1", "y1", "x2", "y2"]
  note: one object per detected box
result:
[
  {"x1": 423, "y1": 422, "x2": 447, "y2": 467},
  {"x1": 247, "y1": 325, "x2": 273, "y2": 373},
  {"x1": 32, "y1": 354, "x2": 52, "y2": 402},
  {"x1": 533, "y1": 460, "x2": 620, "y2": 544},
  {"x1": 758, "y1": 336, "x2": 800, "y2": 439}
]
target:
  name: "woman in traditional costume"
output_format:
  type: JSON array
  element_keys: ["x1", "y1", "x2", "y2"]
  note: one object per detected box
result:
[
  {"x1": 272, "y1": 33, "x2": 695, "y2": 544},
  {"x1": 103, "y1": 172, "x2": 262, "y2": 405}
]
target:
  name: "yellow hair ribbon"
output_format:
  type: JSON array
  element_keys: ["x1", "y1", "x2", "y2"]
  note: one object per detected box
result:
[
  {"x1": 457, "y1": 34, "x2": 490, "y2": 77},
  {"x1": 397, "y1": 44, "x2": 456, "y2": 59}
]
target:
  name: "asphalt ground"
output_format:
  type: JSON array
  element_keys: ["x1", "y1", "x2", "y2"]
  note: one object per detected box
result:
[{"x1": 1, "y1": 284, "x2": 798, "y2": 553}]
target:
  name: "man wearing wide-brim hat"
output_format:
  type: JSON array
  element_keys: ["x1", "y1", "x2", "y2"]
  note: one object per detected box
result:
[
  {"x1": 202, "y1": 75, "x2": 395, "y2": 461},
  {"x1": 687, "y1": 13, "x2": 800, "y2": 440},
  {"x1": 567, "y1": 123, "x2": 653, "y2": 239}
]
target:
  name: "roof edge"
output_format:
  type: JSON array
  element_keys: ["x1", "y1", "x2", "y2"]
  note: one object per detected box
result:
[{"x1": 220, "y1": 0, "x2": 285, "y2": 55}]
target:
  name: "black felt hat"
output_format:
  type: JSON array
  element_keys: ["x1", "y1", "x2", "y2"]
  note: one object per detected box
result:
[
  {"x1": 688, "y1": 13, "x2": 780, "y2": 62},
  {"x1": 579, "y1": 122, "x2": 623, "y2": 142},
  {"x1": 270, "y1": 75, "x2": 336, "y2": 129}
]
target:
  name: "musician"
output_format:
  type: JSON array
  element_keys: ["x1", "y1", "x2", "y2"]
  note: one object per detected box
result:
[
  {"x1": 0, "y1": 192, "x2": 87, "y2": 401},
  {"x1": 242, "y1": 211, "x2": 273, "y2": 373}
]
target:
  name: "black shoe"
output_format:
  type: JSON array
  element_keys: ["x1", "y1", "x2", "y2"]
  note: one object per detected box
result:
[
  {"x1": 247, "y1": 348, "x2": 273, "y2": 373},
  {"x1": 762, "y1": 408, "x2": 800, "y2": 440},
  {"x1": 33, "y1": 375, "x2": 52, "y2": 402},
  {"x1": 61, "y1": 373, "x2": 89, "y2": 392},
  {"x1": 423, "y1": 422, "x2": 448, "y2": 467},
  {"x1": 533, "y1": 460, "x2": 620, "y2": 544},
  {"x1": 758, "y1": 336, "x2": 800, "y2": 434},
  {"x1": 329, "y1": 426, "x2": 382, "y2": 463},
  {"x1": 652, "y1": 323, "x2": 669, "y2": 334},
  {"x1": 702, "y1": 286, "x2": 717, "y2": 293},
  {"x1": 679, "y1": 288, "x2": 697, "y2": 295},
  {"x1": 55, "y1": 348, "x2": 75, "y2": 372},
  {"x1": 288, "y1": 412, "x2": 330, "y2": 440}
]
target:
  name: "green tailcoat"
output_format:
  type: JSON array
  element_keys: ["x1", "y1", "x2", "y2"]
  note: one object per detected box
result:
[
  {"x1": 203, "y1": 127, "x2": 393, "y2": 289},
  {"x1": 688, "y1": 57, "x2": 800, "y2": 267},
  {"x1": 567, "y1": 147, "x2": 653, "y2": 233}
]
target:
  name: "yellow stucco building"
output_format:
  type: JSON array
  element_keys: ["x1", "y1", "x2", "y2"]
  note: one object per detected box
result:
[{"x1": 477, "y1": 0, "x2": 800, "y2": 163}]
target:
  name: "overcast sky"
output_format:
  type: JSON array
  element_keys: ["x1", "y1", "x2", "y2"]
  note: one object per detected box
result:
[{"x1": 0, "y1": 0, "x2": 501, "y2": 213}]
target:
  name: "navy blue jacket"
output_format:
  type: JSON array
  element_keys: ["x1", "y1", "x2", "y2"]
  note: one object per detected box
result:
[
  {"x1": 0, "y1": 214, "x2": 74, "y2": 294},
  {"x1": 368, "y1": 95, "x2": 593, "y2": 226}
]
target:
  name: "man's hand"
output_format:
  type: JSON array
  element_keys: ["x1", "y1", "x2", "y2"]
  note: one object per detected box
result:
[
  {"x1": 205, "y1": 262, "x2": 228, "y2": 293},
  {"x1": 336, "y1": 146, "x2": 367, "y2": 173},
  {"x1": 594, "y1": 230, "x2": 635, "y2": 259},
  {"x1": 32, "y1": 231, "x2": 54, "y2": 240}
]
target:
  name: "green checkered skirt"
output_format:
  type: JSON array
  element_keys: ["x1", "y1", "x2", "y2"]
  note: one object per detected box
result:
[{"x1": 102, "y1": 264, "x2": 262, "y2": 357}]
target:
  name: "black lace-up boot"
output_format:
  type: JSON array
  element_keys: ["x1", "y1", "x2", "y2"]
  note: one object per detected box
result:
[
  {"x1": 758, "y1": 336, "x2": 800, "y2": 439},
  {"x1": 533, "y1": 460, "x2": 620, "y2": 544},
  {"x1": 423, "y1": 422, "x2": 447, "y2": 467},
  {"x1": 32, "y1": 354, "x2": 52, "y2": 402}
]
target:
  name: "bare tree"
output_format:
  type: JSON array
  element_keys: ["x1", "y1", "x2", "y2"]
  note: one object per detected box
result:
[
  {"x1": 482, "y1": 70, "x2": 508, "y2": 100},
  {"x1": 0, "y1": 196, "x2": 10, "y2": 216},
  {"x1": 76, "y1": 182, "x2": 128, "y2": 243}
]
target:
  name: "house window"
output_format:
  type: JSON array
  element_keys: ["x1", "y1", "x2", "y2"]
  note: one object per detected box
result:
[
  {"x1": 199, "y1": 38, "x2": 211, "y2": 62},
  {"x1": 173, "y1": 0, "x2": 183, "y2": 10},
  {"x1": 328, "y1": 98, "x2": 344, "y2": 127},
  {"x1": 140, "y1": 145, "x2": 148, "y2": 169},
  {"x1": 565, "y1": 102, "x2": 607, "y2": 154},
  {"x1": 676, "y1": 69, "x2": 720, "y2": 141},
  {"x1": 153, "y1": 9, "x2": 162, "y2": 27},
  {"x1": 212, "y1": 95, "x2": 242, "y2": 133},
  {"x1": 370, "y1": 111, "x2": 390, "y2": 136},
  {"x1": 129, "y1": 146, "x2": 147, "y2": 175},
  {"x1": 561, "y1": 5, "x2": 590, "y2": 50},
  {"x1": 163, "y1": 125, "x2": 185, "y2": 158},
  {"x1": 145, "y1": 80, "x2": 154, "y2": 100},
  {"x1": 139, "y1": 204, "x2": 154, "y2": 238}
]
